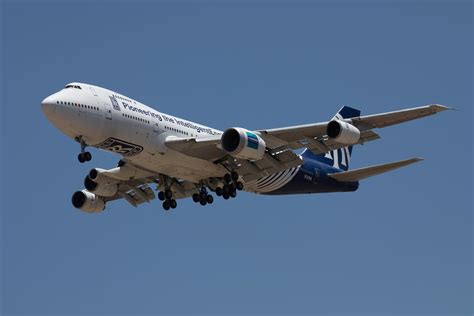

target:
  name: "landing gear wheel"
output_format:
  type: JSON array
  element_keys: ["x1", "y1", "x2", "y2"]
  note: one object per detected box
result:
[
  {"x1": 229, "y1": 182, "x2": 236, "y2": 192},
  {"x1": 215, "y1": 187, "x2": 223, "y2": 196},
  {"x1": 224, "y1": 173, "x2": 232, "y2": 184},
  {"x1": 230, "y1": 191, "x2": 237, "y2": 198},
  {"x1": 192, "y1": 193, "x2": 200, "y2": 203},
  {"x1": 162, "y1": 200, "x2": 171, "y2": 210},
  {"x1": 199, "y1": 191, "x2": 207, "y2": 200},
  {"x1": 200, "y1": 199, "x2": 207, "y2": 206},
  {"x1": 158, "y1": 191, "x2": 165, "y2": 201},
  {"x1": 170, "y1": 199, "x2": 177, "y2": 209},
  {"x1": 165, "y1": 189, "x2": 173, "y2": 200},
  {"x1": 231, "y1": 171, "x2": 239, "y2": 182},
  {"x1": 236, "y1": 181, "x2": 244, "y2": 191},
  {"x1": 223, "y1": 185, "x2": 230, "y2": 195},
  {"x1": 76, "y1": 137, "x2": 90, "y2": 163},
  {"x1": 223, "y1": 193, "x2": 230, "y2": 200},
  {"x1": 78, "y1": 153, "x2": 86, "y2": 163},
  {"x1": 206, "y1": 195, "x2": 214, "y2": 204}
]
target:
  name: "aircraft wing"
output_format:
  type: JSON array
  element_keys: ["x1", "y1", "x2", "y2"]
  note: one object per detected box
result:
[
  {"x1": 257, "y1": 104, "x2": 449, "y2": 153},
  {"x1": 85, "y1": 163, "x2": 202, "y2": 211},
  {"x1": 348, "y1": 104, "x2": 449, "y2": 130},
  {"x1": 102, "y1": 181, "x2": 157, "y2": 207},
  {"x1": 165, "y1": 135, "x2": 223, "y2": 161},
  {"x1": 166, "y1": 104, "x2": 448, "y2": 155}
]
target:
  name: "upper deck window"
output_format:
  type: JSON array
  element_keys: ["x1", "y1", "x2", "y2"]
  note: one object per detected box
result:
[{"x1": 65, "y1": 84, "x2": 82, "y2": 89}]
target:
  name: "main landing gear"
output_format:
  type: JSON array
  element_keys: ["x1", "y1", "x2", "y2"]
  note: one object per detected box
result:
[
  {"x1": 158, "y1": 189, "x2": 177, "y2": 211},
  {"x1": 157, "y1": 171, "x2": 243, "y2": 211},
  {"x1": 192, "y1": 187, "x2": 214, "y2": 206},
  {"x1": 76, "y1": 136, "x2": 92, "y2": 163},
  {"x1": 215, "y1": 171, "x2": 243, "y2": 200}
]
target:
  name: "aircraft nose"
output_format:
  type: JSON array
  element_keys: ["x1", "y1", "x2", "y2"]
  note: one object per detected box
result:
[{"x1": 41, "y1": 94, "x2": 57, "y2": 117}]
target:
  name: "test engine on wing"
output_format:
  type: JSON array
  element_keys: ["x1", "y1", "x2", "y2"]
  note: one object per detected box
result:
[{"x1": 221, "y1": 127, "x2": 266, "y2": 160}]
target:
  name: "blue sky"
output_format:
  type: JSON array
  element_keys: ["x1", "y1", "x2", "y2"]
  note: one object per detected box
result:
[{"x1": 1, "y1": 1, "x2": 472, "y2": 315}]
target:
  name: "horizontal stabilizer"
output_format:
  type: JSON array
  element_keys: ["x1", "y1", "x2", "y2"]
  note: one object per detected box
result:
[{"x1": 327, "y1": 157, "x2": 423, "y2": 182}]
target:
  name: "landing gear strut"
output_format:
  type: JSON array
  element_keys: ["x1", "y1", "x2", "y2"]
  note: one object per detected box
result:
[{"x1": 76, "y1": 136, "x2": 92, "y2": 163}]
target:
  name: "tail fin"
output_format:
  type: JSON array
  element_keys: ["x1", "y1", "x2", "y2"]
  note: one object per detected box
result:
[{"x1": 303, "y1": 106, "x2": 361, "y2": 171}]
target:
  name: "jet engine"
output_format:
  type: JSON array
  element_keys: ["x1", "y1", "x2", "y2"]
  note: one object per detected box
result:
[
  {"x1": 221, "y1": 127, "x2": 266, "y2": 160},
  {"x1": 326, "y1": 120, "x2": 361, "y2": 145},
  {"x1": 84, "y1": 176, "x2": 118, "y2": 197},
  {"x1": 71, "y1": 190, "x2": 105, "y2": 213}
]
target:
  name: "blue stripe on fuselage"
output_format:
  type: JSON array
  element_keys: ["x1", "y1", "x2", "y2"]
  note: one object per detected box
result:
[{"x1": 261, "y1": 150, "x2": 359, "y2": 195}]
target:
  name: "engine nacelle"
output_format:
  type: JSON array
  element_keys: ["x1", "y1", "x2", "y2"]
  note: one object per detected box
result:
[
  {"x1": 84, "y1": 176, "x2": 118, "y2": 197},
  {"x1": 71, "y1": 190, "x2": 105, "y2": 213},
  {"x1": 326, "y1": 120, "x2": 361, "y2": 144},
  {"x1": 89, "y1": 166, "x2": 151, "y2": 182},
  {"x1": 221, "y1": 127, "x2": 266, "y2": 160}
]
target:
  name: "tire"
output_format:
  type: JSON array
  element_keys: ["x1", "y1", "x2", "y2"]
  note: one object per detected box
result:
[
  {"x1": 170, "y1": 199, "x2": 177, "y2": 209},
  {"x1": 84, "y1": 152, "x2": 92, "y2": 161},
  {"x1": 78, "y1": 153, "x2": 85, "y2": 163},
  {"x1": 206, "y1": 195, "x2": 214, "y2": 204},
  {"x1": 199, "y1": 191, "x2": 207, "y2": 200},
  {"x1": 192, "y1": 193, "x2": 200, "y2": 203},
  {"x1": 165, "y1": 189, "x2": 173, "y2": 200},
  {"x1": 162, "y1": 200, "x2": 171, "y2": 210},
  {"x1": 230, "y1": 191, "x2": 237, "y2": 198},
  {"x1": 236, "y1": 181, "x2": 244, "y2": 191},
  {"x1": 229, "y1": 183, "x2": 236, "y2": 192},
  {"x1": 223, "y1": 193, "x2": 230, "y2": 200},
  {"x1": 223, "y1": 185, "x2": 230, "y2": 194},
  {"x1": 231, "y1": 171, "x2": 239, "y2": 181},
  {"x1": 158, "y1": 191, "x2": 165, "y2": 201},
  {"x1": 224, "y1": 173, "x2": 232, "y2": 184},
  {"x1": 200, "y1": 199, "x2": 207, "y2": 206},
  {"x1": 215, "y1": 187, "x2": 223, "y2": 196}
]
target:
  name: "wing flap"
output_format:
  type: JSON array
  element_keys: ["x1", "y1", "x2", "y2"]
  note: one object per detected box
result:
[{"x1": 327, "y1": 157, "x2": 423, "y2": 182}]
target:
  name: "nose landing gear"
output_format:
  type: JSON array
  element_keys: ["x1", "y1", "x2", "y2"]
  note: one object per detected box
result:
[{"x1": 76, "y1": 136, "x2": 92, "y2": 163}]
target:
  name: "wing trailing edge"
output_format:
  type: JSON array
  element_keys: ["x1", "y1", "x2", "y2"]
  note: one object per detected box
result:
[{"x1": 327, "y1": 157, "x2": 423, "y2": 182}]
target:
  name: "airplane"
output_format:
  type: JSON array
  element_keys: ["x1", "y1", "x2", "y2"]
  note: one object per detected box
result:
[{"x1": 41, "y1": 82, "x2": 448, "y2": 212}]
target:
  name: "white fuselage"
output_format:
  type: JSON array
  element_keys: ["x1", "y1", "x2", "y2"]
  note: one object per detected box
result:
[{"x1": 41, "y1": 82, "x2": 228, "y2": 183}]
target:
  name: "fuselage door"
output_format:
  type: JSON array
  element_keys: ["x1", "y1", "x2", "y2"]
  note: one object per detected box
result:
[
  {"x1": 105, "y1": 103, "x2": 112, "y2": 120},
  {"x1": 153, "y1": 121, "x2": 160, "y2": 133},
  {"x1": 89, "y1": 86, "x2": 98, "y2": 97},
  {"x1": 313, "y1": 169, "x2": 320, "y2": 184}
]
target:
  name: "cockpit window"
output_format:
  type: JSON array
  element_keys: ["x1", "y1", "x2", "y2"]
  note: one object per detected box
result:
[{"x1": 65, "y1": 85, "x2": 82, "y2": 89}]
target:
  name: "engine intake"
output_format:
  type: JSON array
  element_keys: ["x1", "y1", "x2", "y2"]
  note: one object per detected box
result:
[
  {"x1": 221, "y1": 127, "x2": 266, "y2": 160},
  {"x1": 72, "y1": 190, "x2": 105, "y2": 213},
  {"x1": 326, "y1": 120, "x2": 360, "y2": 145}
]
